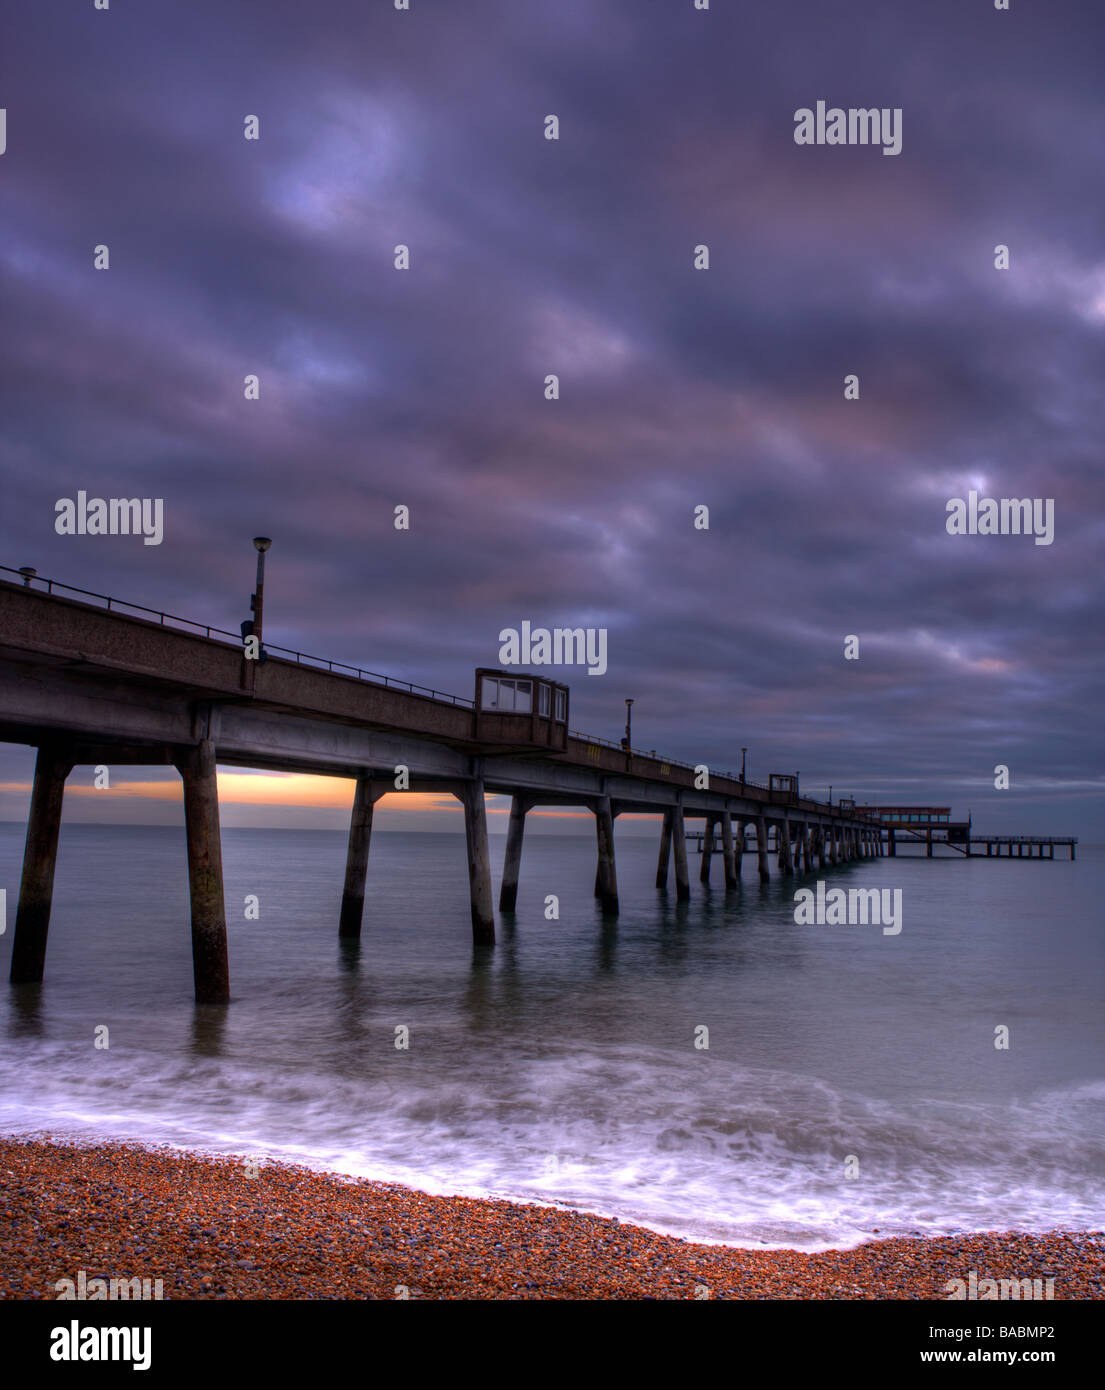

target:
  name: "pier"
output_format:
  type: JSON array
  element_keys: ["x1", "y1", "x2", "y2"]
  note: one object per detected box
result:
[
  {"x1": 0, "y1": 564, "x2": 1072, "y2": 1004},
  {"x1": 849, "y1": 806, "x2": 1077, "y2": 860}
]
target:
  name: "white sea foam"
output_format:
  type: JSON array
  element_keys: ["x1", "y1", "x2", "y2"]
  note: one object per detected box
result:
[{"x1": 2, "y1": 1042, "x2": 1102, "y2": 1250}]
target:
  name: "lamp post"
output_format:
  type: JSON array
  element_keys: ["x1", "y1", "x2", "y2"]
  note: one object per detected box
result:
[
  {"x1": 251, "y1": 537, "x2": 272, "y2": 647},
  {"x1": 623, "y1": 698, "x2": 634, "y2": 749},
  {"x1": 740, "y1": 747, "x2": 747, "y2": 785},
  {"x1": 828, "y1": 784, "x2": 832, "y2": 807}
]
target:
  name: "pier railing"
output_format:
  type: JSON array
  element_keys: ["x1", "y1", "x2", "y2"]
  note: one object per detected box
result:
[
  {"x1": 0, "y1": 564, "x2": 474, "y2": 706},
  {"x1": 3, "y1": 563, "x2": 808, "y2": 802}
]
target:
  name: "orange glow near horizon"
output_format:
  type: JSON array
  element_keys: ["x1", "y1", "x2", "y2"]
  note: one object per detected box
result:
[{"x1": 0, "y1": 773, "x2": 627, "y2": 819}]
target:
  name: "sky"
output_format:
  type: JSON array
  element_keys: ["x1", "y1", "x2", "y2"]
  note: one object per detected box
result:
[{"x1": 1, "y1": 0, "x2": 1103, "y2": 837}]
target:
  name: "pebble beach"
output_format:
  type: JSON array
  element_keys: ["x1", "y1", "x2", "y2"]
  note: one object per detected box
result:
[{"x1": 1, "y1": 1136, "x2": 1101, "y2": 1300}]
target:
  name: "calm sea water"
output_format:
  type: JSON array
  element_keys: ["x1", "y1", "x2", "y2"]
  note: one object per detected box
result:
[{"x1": 1, "y1": 822, "x2": 1102, "y2": 1250}]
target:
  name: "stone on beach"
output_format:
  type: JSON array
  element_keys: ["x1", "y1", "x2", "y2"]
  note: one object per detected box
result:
[{"x1": 1, "y1": 1138, "x2": 1102, "y2": 1301}]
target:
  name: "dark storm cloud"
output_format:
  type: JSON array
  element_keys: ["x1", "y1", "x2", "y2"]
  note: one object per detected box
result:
[{"x1": 1, "y1": 0, "x2": 1103, "y2": 832}]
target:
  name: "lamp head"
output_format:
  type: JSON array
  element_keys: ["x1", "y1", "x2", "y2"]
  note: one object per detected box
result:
[{"x1": 253, "y1": 536, "x2": 272, "y2": 553}]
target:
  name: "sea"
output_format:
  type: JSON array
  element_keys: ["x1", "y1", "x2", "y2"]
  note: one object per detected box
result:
[{"x1": 1, "y1": 823, "x2": 1102, "y2": 1251}]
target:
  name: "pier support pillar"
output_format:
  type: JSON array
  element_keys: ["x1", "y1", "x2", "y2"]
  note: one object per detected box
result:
[
  {"x1": 700, "y1": 816, "x2": 716, "y2": 884},
  {"x1": 926, "y1": 828, "x2": 933, "y2": 858},
  {"x1": 779, "y1": 818, "x2": 794, "y2": 875},
  {"x1": 755, "y1": 815, "x2": 771, "y2": 882},
  {"x1": 828, "y1": 825, "x2": 838, "y2": 865},
  {"x1": 339, "y1": 775, "x2": 385, "y2": 938},
  {"x1": 655, "y1": 808, "x2": 674, "y2": 889},
  {"x1": 9, "y1": 744, "x2": 74, "y2": 985},
  {"x1": 722, "y1": 811, "x2": 739, "y2": 889},
  {"x1": 672, "y1": 805, "x2": 691, "y2": 901},
  {"x1": 176, "y1": 739, "x2": 229, "y2": 1005},
  {"x1": 888, "y1": 828, "x2": 896, "y2": 857},
  {"x1": 720, "y1": 812, "x2": 737, "y2": 888},
  {"x1": 461, "y1": 780, "x2": 495, "y2": 944},
  {"x1": 499, "y1": 794, "x2": 529, "y2": 912},
  {"x1": 594, "y1": 796, "x2": 619, "y2": 914}
]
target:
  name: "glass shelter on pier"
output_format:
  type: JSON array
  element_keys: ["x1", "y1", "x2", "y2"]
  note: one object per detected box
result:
[{"x1": 473, "y1": 669, "x2": 570, "y2": 752}]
